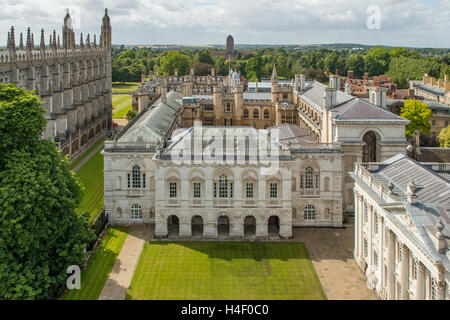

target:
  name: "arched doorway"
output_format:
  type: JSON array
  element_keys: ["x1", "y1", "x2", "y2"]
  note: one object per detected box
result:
[
  {"x1": 191, "y1": 215, "x2": 203, "y2": 238},
  {"x1": 362, "y1": 131, "x2": 378, "y2": 162},
  {"x1": 167, "y1": 215, "x2": 179, "y2": 238},
  {"x1": 244, "y1": 216, "x2": 256, "y2": 238},
  {"x1": 268, "y1": 216, "x2": 280, "y2": 237},
  {"x1": 217, "y1": 215, "x2": 230, "y2": 238}
]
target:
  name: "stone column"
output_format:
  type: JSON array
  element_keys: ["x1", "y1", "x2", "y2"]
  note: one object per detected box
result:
[
  {"x1": 256, "y1": 220, "x2": 268, "y2": 237},
  {"x1": 354, "y1": 192, "x2": 360, "y2": 259},
  {"x1": 154, "y1": 214, "x2": 168, "y2": 238},
  {"x1": 416, "y1": 261, "x2": 426, "y2": 300},
  {"x1": 387, "y1": 229, "x2": 396, "y2": 299},
  {"x1": 437, "y1": 280, "x2": 446, "y2": 300},
  {"x1": 400, "y1": 243, "x2": 410, "y2": 300},
  {"x1": 203, "y1": 221, "x2": 218, "y2": 238},
  {"x1": 230, "y1": 219, "x2": 244, "y2": 238},
  {"x1": 179, "y1": 220, "x2": 192, "y2": 238}
]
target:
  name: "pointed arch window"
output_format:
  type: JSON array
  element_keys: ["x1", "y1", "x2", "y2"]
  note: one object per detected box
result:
[{"x1": 264, "y1": 109, "x2": 270, "y2": 119}]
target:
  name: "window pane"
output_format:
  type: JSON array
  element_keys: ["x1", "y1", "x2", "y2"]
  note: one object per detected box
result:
[
  {"x1": 246, "y1": 183, "x2": 254, "y2": 198},
  {"x1": 169, "y1": 182, "x2": 177, "y2": 198},
  {"x1": 193, "y1": 182, "x2": 201, "y2": 198}
]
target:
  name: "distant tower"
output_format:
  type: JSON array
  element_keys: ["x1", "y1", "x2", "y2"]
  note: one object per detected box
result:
[{"x1": 226, "y1": 35, "x2": 234, "y2": 60}]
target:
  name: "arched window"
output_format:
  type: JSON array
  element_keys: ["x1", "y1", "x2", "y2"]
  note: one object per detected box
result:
[
  {"x1": 131, "y1": 204, "x2": 142, "y2": 220},
  {"x1": 243, "y1": 109, "x2": 249, "y2": 119},
  {"x1": 127, "y1": 165, "x2": 146, "y2": 189},
  {"x1": 219, "y1": 174, "x2": 229, "y2": 198},
  {"x1": 264, "y1": 109, "x2": 270, "y2": 119},
  {"x1": 362, "y1": 131, "x2": 378, "y2": 162},
  {"x1": 305, "y1": 166, "x2": 314, "y2": 189},
  {"x1": 226, "y1": 103, "x2": 232, "y2": 112},
  {"x1": 304, "y1": 205, "x2": 316, "y2": 220},
  {"x1": 214, "y1": 174, "x2": 233, "y2": 198},
  {"x1": 253, "y1": 109, "x2": 259, "y2": 119}
]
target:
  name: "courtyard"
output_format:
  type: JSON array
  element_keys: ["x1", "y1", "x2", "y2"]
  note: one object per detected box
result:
[{"x1": 125, "y1": 241, "x2": 326, "y2": 300}]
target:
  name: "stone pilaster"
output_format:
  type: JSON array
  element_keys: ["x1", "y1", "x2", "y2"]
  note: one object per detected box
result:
[
  {"x1": 400, "y1": 243, "x2": 409, "y2": 300},
  {"x1": 387, "y1": 229, "x2": 396, "y2": 299},
  {"x1": 416, "y1": 261, "x2": 426, "y2": 300}
]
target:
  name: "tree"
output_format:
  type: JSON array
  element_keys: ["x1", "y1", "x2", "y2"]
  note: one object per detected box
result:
[
  {"x1": 400, "y1": 99, "x2": 433, "y2": 137},
  {"x1": 159, "y1": 51, "x2": 191, "y2": 76},
  {"x1": 0, "y1": 84, "x2": 94, "y2": 299},
  {"x1": 364, "y1": 47, "x2": 390, "y2": 76},
  {"x1": 438, "y1": 126, "x2": 450, "y2": 147},
  {"x1": 126, "y1": 110, "x2": 137, "y2": 120},
  {"x1": 245, "y1": 54, "x2": 263, "y2": 81},
  {"x1": 345, "y1": 53, "x2": 365, "y2": 78},
  {"x1": 194, "y1": 49, "x2": 215, "y2": 66}
]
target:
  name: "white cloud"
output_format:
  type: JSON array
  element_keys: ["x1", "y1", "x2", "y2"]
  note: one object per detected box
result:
[{"x1": 0, "y1": 0, "x2": 448, "y2": 47}]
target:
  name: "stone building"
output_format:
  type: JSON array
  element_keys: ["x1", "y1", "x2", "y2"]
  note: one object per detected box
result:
[
  {"x1": 129, "y1": 67, "x2": 409, "y2": 216},
  {"x1": 104, "y1": 91, "x2": 345, "y2": 239},
  {"x1": 351, "y1": 154, "x2": 449, "y2": 300},
  {"x1": 0, "y1": 10, "x2": 113, "y2": 160},
  {"x1": 410, "y1": 74, "x2": 450, "y2": 107}
]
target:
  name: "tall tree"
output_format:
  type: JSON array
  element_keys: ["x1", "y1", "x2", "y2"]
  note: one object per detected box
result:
[
  {"x1": 159, "y1": 51, "x2": 191, "y2": 76},
  {"x1": 0, "y1": 84, "x2": 94, "y2": 299},
  {"x1": 400, "y1": 99, "x2": 433, "y2": 137}
]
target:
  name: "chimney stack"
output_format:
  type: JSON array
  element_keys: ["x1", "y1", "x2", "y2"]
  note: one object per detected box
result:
[
  {"x1": 324, "y1": 87, "x2": 337, "y2": 109},
  {"x1": 345, "y1": 82, "x2": 351, "y2": 95},
  {"x1": 369, "y1": 86, "x2": 387, "y2": 109}
]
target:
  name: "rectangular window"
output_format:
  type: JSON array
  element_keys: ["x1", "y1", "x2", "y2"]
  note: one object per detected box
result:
[
  {"x1": 374, "y1": 252, "x2": 378, "y2": 267},
  {"x1": 213, "y1": 183, "x2": 217, "y2": 198},
  {"x1": 374, "y1": 213, "x2": 379, "y2": 234},
  {"x1": 431, "y1": 278, "x2": 437, "y2": 300},
  {"x1": 300, "y1": 175, "x2": 304, "y2": 189},
  {"x1": 230, "y1": 182, "x2": 233, "y2": 198},
  {"x1": 315, "y1": 175, "x2": 319, "y2": 189},
  {"x1": 127, "y1": 174, "x2": 131, "y2": 188},
  {"x1": 169, "y1": 182, "x2": 177, "y2": 198},
  {"x1": 193, "y1": 182, "x2": 201, "y2": 198},
  {"x1": 270, "y1": 183, "x2": 278, "y2": 199},
  {"x1": 246, "y1": 183, "x2": 254, "y2": 199},
  {"x1": 364, "y1": 238, "x2": 368, "y2": 258},
  {"x1": 142, "y1": 174, "x2": 146, "y2": 189}
]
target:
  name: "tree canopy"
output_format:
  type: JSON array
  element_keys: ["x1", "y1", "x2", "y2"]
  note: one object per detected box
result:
[
  {"x1": 438, "y1": 126, "x2": 450, "y2": 148},
  {"x1": 400, "y1": 99, "x2": 433, "y2": 137},
  {"x1": 159, "y1": 51, "x2": 191, "y2": 76},
  {"x1": 0, "y1": 84, "x2": 94, "y2": 299}
]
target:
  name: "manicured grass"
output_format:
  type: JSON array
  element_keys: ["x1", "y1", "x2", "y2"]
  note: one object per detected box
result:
[
  {"x1": 112, "y1": 95, "x2": 132, "y2": 119},
  {"x1": 112, "y1": 82, "x2": 140, "y2": 94},
  {"x1": 61, "y1": 227, "x2": 128, "y2": 300},
  {"x1": 70, "y1": 138, "x2": 104, "y2": 171},
  {"x1": 126, "y1": 242, "x2": 326, "y2": 300},
  {"x1": 75, "y1": 148, "x2": 104, "y2": 221}
]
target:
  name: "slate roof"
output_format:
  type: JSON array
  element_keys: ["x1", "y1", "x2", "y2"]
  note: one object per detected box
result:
[
  {"x1": 300, "y1": 81, "x2": 352, "y2": 109},
  {"x1": 333, "y1": 98, "x2": 408, "y2": 121},
  {"x1": 267, "y1": 124, "x2": 317, "y2": 144},
  {"x1": 118, "y1": 92, "x2": 183, "y2": 143}
]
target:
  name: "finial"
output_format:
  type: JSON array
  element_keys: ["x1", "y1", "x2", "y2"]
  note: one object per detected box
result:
[
  {"x1": 26, "y1": 27, "x2": 32, "y2": 50},
  {"x1": 31, "y1": 33, "x2": 34, "y2": 49},
  {"x1": 10, "y1": 26, "x2": 16, "y2": 50},
  {"x1": 57, "y1": 35, "x2": 60, "y2": 49},
  {"x1": 52, "y1": 30, "x2": 56, "y2": 49},
  {"x1": 80, "y1": 32, "x2": 84, "y2": 48},
  {"x1": 40, "y1": 29, "x2": 45, "y2": 50},
  {"x1": 93, "y1": 34, "x2": 96, "y2": 47},
  {"x1": 271, "y1": 63, "x2": 278, "y2": 81},
  {"x1": 19, "y1": 32, "x2": 24, "y2": 50}
]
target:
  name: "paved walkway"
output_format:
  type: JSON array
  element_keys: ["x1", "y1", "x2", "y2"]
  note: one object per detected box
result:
[
  {"x1": 72, "y1": 141, "x2": 105, "y2": 173},
  {"x1": 293, "y1": 226, "x2": 377, "y2": 300},
  {"x1": 98, "y1": 226, "x2": 153, "y2": 300}
]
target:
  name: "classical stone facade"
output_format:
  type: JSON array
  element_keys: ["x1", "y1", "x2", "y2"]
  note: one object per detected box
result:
[
  {"x1": 104, "y1": 92, "x2": 345, "y2": 239},
  {"x1": 0, "y1": 10, "x2": 113, "y2": 160},
  {"x1": 351, "y1": 155, "x2": 450, "y2": 300},
  {"x1": 124, "y1": 67, "x2": 409, "y2": 220}
]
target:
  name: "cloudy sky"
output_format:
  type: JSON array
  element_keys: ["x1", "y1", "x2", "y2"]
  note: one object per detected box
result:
[{"x1": 1, "y1": 0, "x2": 449, "y2": 48}]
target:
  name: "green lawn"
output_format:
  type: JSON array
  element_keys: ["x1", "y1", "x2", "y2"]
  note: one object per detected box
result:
[
  {"x1": 61, "y1": 227, "x2": 128, "y2": 300},
  {"x1": 126, "y1": 242, "x2": 326, "y2": 300},
  {"x1": 74, "y1": 148, "x2": 104, "y2": 220},
  {"x1": 112, "y1": 95, "x2": 132, "y2": 119},
  {"x1": 70, "y1": 138, "x2": 104, "y2": 171},
  {"x1": 112, "y1": 82, "x2": 140, "y2": 94}
]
